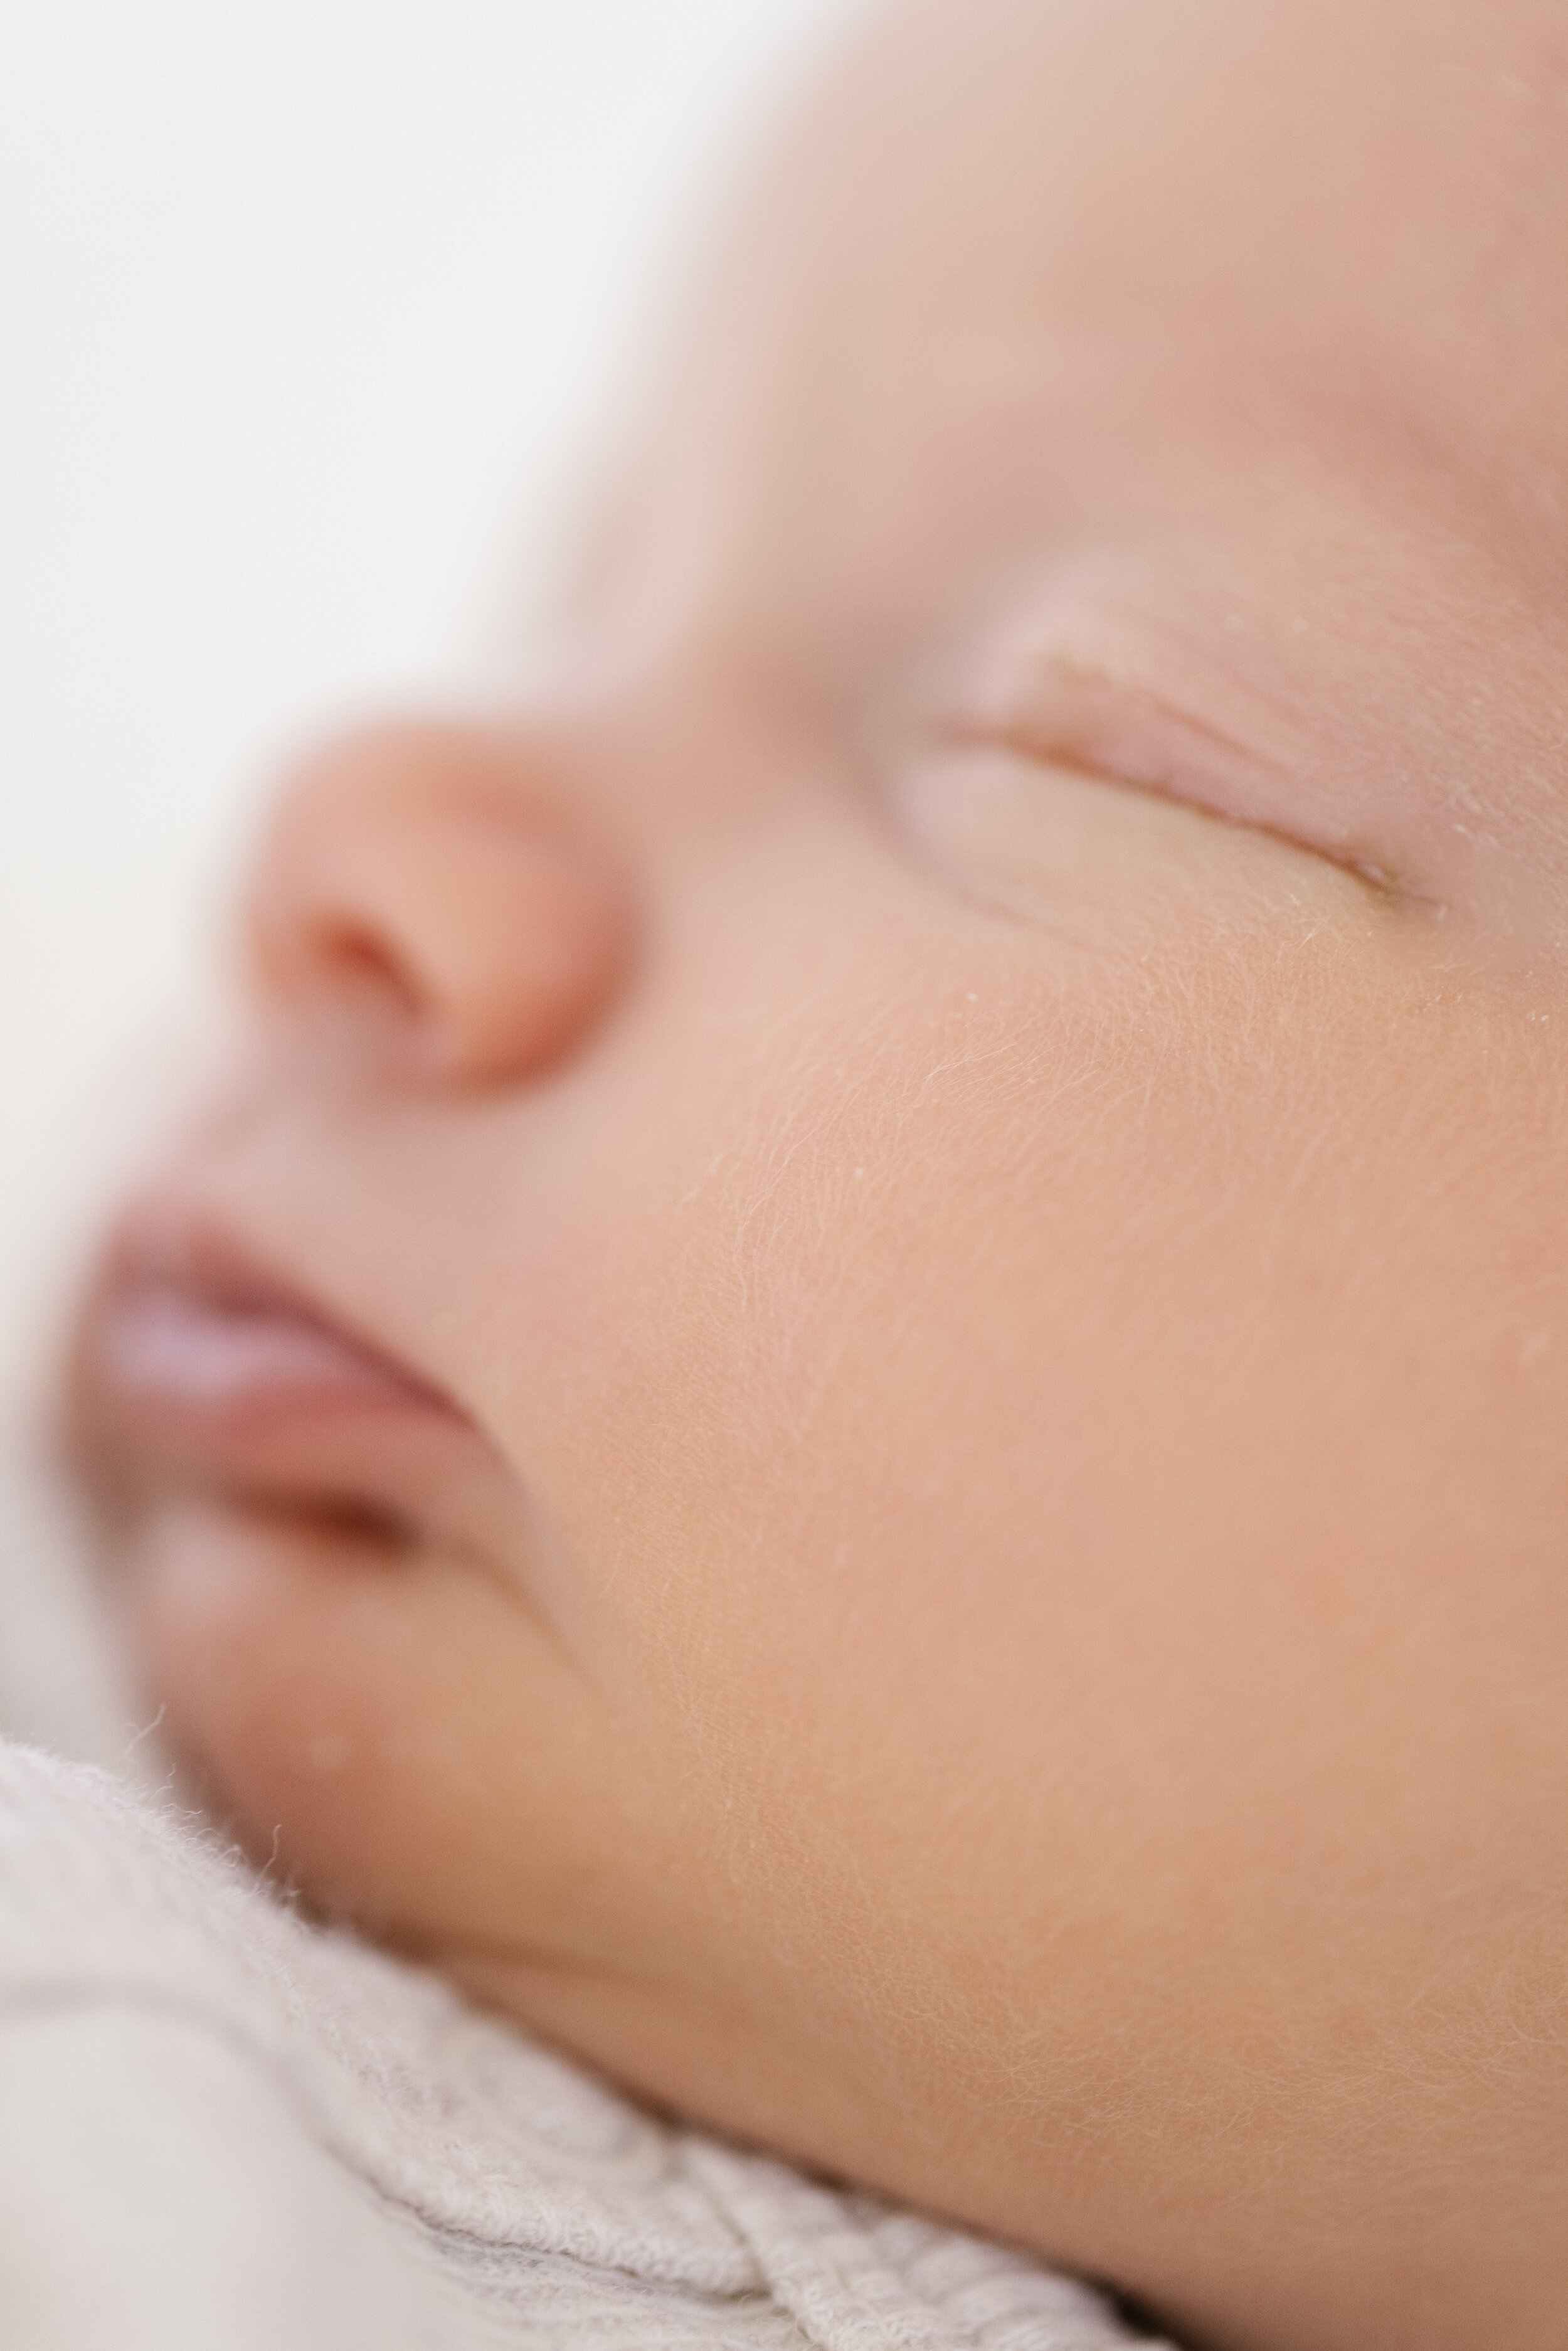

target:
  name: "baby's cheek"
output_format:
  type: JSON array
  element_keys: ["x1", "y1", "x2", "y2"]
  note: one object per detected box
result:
[
  {"x1": 121, "y1": 1504, "x2": 627, "y2": 1953},
  {"x1": 544, "y1": 911, "x2": 1558, "y2": 2025}
]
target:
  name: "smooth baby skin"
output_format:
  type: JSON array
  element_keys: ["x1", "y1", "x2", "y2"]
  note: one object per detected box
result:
[{"x1": 75, "y1": 4, "x2": 1568, "y2": 2346}]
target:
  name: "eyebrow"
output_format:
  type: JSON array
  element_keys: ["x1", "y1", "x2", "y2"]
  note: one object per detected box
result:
[{"x1": 1293, "y1": 356, "x2": 1568, "y2": 619}]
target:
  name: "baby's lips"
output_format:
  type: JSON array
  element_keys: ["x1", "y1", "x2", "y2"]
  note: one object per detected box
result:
[
  {"x1": 95, "y1": 1279, "x2": 433, "y2": 1423},
  {"x1": 70, "y1": 1214, "x2": 471, "y2": 1514},
  {"x1": 66, "y1": 1213, "x2": 557, "y2": 1633}
]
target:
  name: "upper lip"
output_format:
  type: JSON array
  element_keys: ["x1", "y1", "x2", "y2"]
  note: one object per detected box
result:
[{"x1": 96, "y1": 1204, "x2": 455, "y2": 1392}]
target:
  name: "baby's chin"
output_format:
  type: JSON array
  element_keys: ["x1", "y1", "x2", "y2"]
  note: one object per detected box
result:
[
  {"x1": 117, "y1": 1497, "x2": 625, "y2": 1956},
  {"x1": 119, "y1": 1502, "x2": 923, "y2": 2195}
]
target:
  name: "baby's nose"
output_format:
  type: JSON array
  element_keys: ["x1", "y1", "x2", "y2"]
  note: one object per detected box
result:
[{"x1": 245, "y1": 718, "x2": 630, "y2": 1083}]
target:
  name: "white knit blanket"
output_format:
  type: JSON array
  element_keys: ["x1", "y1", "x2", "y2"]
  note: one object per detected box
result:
[{"x1": 0, "y1": 1462, "x2": 1162, "y2": 2351}]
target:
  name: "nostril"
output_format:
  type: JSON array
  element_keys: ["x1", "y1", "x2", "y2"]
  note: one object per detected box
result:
[
  {"x1": 244, "y1": 720, "x2": 632, "y2": 1085},
  {"x1": 309, "y1": 920, "x2": 428, "y2": 1016},
  {"x1": 248, "y1": 846, "x2": 432, "y2": 1014}
]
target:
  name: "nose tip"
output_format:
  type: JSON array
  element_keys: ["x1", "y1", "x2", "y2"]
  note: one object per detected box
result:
[{"x1": 245, "y1": 718, "x2": 629, "y2": 1083}]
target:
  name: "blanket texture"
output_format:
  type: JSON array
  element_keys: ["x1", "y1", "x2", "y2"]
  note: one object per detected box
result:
[{"x1": 0, "y1": 1743, "x2": 1164, "y2": 2350}]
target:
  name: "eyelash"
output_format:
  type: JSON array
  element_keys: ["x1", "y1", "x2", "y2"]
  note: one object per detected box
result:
[{"x1": 927, "y1": 703, "x2": 1401, "y2": 903}]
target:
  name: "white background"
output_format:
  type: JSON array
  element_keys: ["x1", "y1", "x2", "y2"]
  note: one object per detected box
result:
[{"x1": 0, "y1": 0, "x2": 850, "y2": 1386}]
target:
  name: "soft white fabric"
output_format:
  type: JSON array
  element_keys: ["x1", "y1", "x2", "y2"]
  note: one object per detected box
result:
[
  {"x1": 0, "y1": 1441, "x2": 133, "y2": 1774},
  {"x1": 0, "y1": 1739, "x2": 1164, "y2": 2350}
]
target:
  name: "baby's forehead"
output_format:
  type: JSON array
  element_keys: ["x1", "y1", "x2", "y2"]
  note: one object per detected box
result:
[
  {"x1": 675, "y1": 0, "x2": 1568, "y2": 580},
  {"x1": 592, "y1": 0, "x2": 1568, "y2": 776}
]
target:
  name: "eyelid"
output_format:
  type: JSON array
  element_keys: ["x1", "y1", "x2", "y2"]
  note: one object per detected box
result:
[{"x1": 935, "y1": 657, "x2": 1399, "y2": 900}]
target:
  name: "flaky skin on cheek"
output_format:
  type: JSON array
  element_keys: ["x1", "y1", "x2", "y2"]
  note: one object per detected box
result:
[{"x1": 72, "y1": 3, "x2": 1568, "y2": 2350}]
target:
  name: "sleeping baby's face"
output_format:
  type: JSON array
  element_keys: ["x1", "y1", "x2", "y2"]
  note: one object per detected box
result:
[{"x1": 75, "y1": 4, "x2": 1568, "y2": 2347}]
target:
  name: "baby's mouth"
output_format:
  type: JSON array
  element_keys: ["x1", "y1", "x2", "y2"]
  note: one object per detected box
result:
[
  {"x1": 98, "y1": 1256, "x2": 445, "y2": 1421},
  {"x1": 75, "y1": 1216, "x2": 480, "y2": 1535}
]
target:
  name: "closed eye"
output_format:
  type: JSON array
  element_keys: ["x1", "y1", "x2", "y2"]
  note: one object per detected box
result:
[
  {"x1": 941, "y1": 704, "x2": 1399, "y2": 903},
  {"x1": 881, "y1": 628, "x2": 1417, "y2": 906}
]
